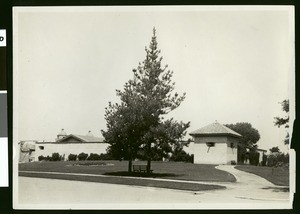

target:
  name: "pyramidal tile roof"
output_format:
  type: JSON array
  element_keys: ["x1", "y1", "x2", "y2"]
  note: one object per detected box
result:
[{"x1": 189, "y1": 121, "x2": 242, "y2": 138}]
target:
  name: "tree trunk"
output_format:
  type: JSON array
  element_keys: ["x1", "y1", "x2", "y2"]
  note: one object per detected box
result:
[
  {"x1": 128, "y1": 159, "x2": 132, "y2": 173},
  {"x1": 147, "y1": 159, "x2": 151, "y2": 174}
]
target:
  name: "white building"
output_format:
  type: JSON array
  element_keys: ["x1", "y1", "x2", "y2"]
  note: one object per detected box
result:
[
  {"x1": 34, "y1": 129, "x2": 109, "y2": 161},
  {"x1": 189, "y1": 121, "x2": 242, "y2": 165}
]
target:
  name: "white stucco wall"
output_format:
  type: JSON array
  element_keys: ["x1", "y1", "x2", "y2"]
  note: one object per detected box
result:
[
  {"x1": 193, "y1": 136, "x2": 228, "y2": 164},
  {"x1": 182, "y1": 142, "x2": 194, "y2": 155},
  {"x1": 192, "y1": 136, "x2": 238, "y2": 164},
  {"x1": 34, "y1": 142, "x2": 109, "y2": 161}
]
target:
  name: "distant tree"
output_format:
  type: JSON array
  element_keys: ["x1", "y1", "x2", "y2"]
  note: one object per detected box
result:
[
  {"x1": 269, "y1": 146, "x2": 280, "y2": 153},
  {"x1": 225, "y1": 122, "x2": 260, "y2": 164},
  {"x1": 274, "y1": 99, "x2": 290, "y2": 145},
  {"x1": 102, "y1": 28, "x2": 190, "y2": 173}
]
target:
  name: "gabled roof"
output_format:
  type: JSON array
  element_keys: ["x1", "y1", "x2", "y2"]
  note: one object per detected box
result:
[
  {"x1": 189, "y1": 121, "x2": 242, "y2": 138},
  {"x1": 56, "y1": 134, "x2": 104, "y2": 143}
]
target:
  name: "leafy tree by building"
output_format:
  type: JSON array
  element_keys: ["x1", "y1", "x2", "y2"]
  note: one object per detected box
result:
[
  {"x1": 102, "y1": 28, "x2": 190, "y2": 173},
  {"x1": 225, "y1": 122, "x2": 260, "y2": 164},
  {"x1": 274, "y1": 99, "x2": 290, "y2": 145},
  {"x1": 274, "y1": 100, "x2": 289, "y2": 128}
]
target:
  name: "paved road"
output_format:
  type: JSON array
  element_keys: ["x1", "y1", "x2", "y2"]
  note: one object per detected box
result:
[{"x1": 16, "y1": 165, "x2": 292, "y2": 209}]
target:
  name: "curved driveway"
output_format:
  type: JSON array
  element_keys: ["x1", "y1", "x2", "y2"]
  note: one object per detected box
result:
[{"x1": 214, "y1": 165, "x2": 289, "y2": 201}]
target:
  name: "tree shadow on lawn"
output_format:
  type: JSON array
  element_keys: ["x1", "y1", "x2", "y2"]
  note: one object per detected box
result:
[
  {"x1": 104, "y1": 171, "x2": 182, "y2": 178},
  {"x1": 262, "y1": 187, "x2": 289, "y2": 192}
]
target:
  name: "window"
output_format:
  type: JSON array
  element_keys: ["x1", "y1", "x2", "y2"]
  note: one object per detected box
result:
[
  {"x1": 39, "y1": 146, "x2": 44, "y2": 150},
  {"x1": 206, "y1": 142, "x2": 215, "y2": 153},
  {"x1": 206, "y1": 142, "x2": 215, "y2": 147}
]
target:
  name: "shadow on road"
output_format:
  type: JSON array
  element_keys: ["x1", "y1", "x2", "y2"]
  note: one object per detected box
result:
[{"x1": 104, "y1": 171, "x2": 180, "y2": 178}]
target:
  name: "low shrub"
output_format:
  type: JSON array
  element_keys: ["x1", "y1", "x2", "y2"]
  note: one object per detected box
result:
[
  {"x1": 38, "y1": 155, "x2": 45, "y2": 161},
  {"x1": 231, "y1": 160, "x2": 237, "y2": 165},
  {"x1": 45, "y1": 155, "x2": 51, "y2": 161},
  {"x1": 87, "y1": 153, "x2": 101, "y2": 160},
  {"x1": 51, "y1": 153, "x2": 61, "y2": 161},
  {"x1": 68, "y1": 153, "x2": 77, "y2": 161},
  {"x1": 170, "y1": 149, "x2": 194, "y2": 163},
  {"x1": 78, "y1": 152, "x2": 88, "y2": 161},
  {"x1": 99, "y1": 153, "x2": 113, "y2": 160},
  {"x1": 38, "y1": 155, "x2": 53, "y2": 161}
]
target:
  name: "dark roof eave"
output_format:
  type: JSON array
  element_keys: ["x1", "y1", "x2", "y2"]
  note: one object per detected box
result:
[
  {"x1": 189, "y1": 133, "x2": 242, "y2": 138},
  {"x1": 256, "y1": 148, "x2": 267, "y2": 152},
  {"x1": 36, "y1": 141, "x2": 105, "y2": 144}
]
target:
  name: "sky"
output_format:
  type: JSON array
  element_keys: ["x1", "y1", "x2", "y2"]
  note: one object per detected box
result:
[{"x1": 13, "y1": 6, "x2": 294, "y2": 153}]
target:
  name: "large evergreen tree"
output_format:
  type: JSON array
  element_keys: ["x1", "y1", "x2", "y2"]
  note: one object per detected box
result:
[{"x1": 102, "y1": 28, "x2": 190, "y2": 173}]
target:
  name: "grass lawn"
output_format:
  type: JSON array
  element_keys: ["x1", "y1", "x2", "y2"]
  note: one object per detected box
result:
[
  {"x1": 235, "y1": 165, "x2": 289, "y2": 186},
  {"x1": 19, "y1": 160, "x2": 235, "y2": 191},
  {"x1": 19, "y1": 160, "x2": 236, "y2": 182}
]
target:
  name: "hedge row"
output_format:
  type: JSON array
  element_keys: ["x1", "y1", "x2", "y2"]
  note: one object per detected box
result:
[
  {"x1": 38, "y1": 153, "x2": 64, "y2": 161},
  {"x1": 38, "y1": 152, "x2": 113, "y2": 161}
]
